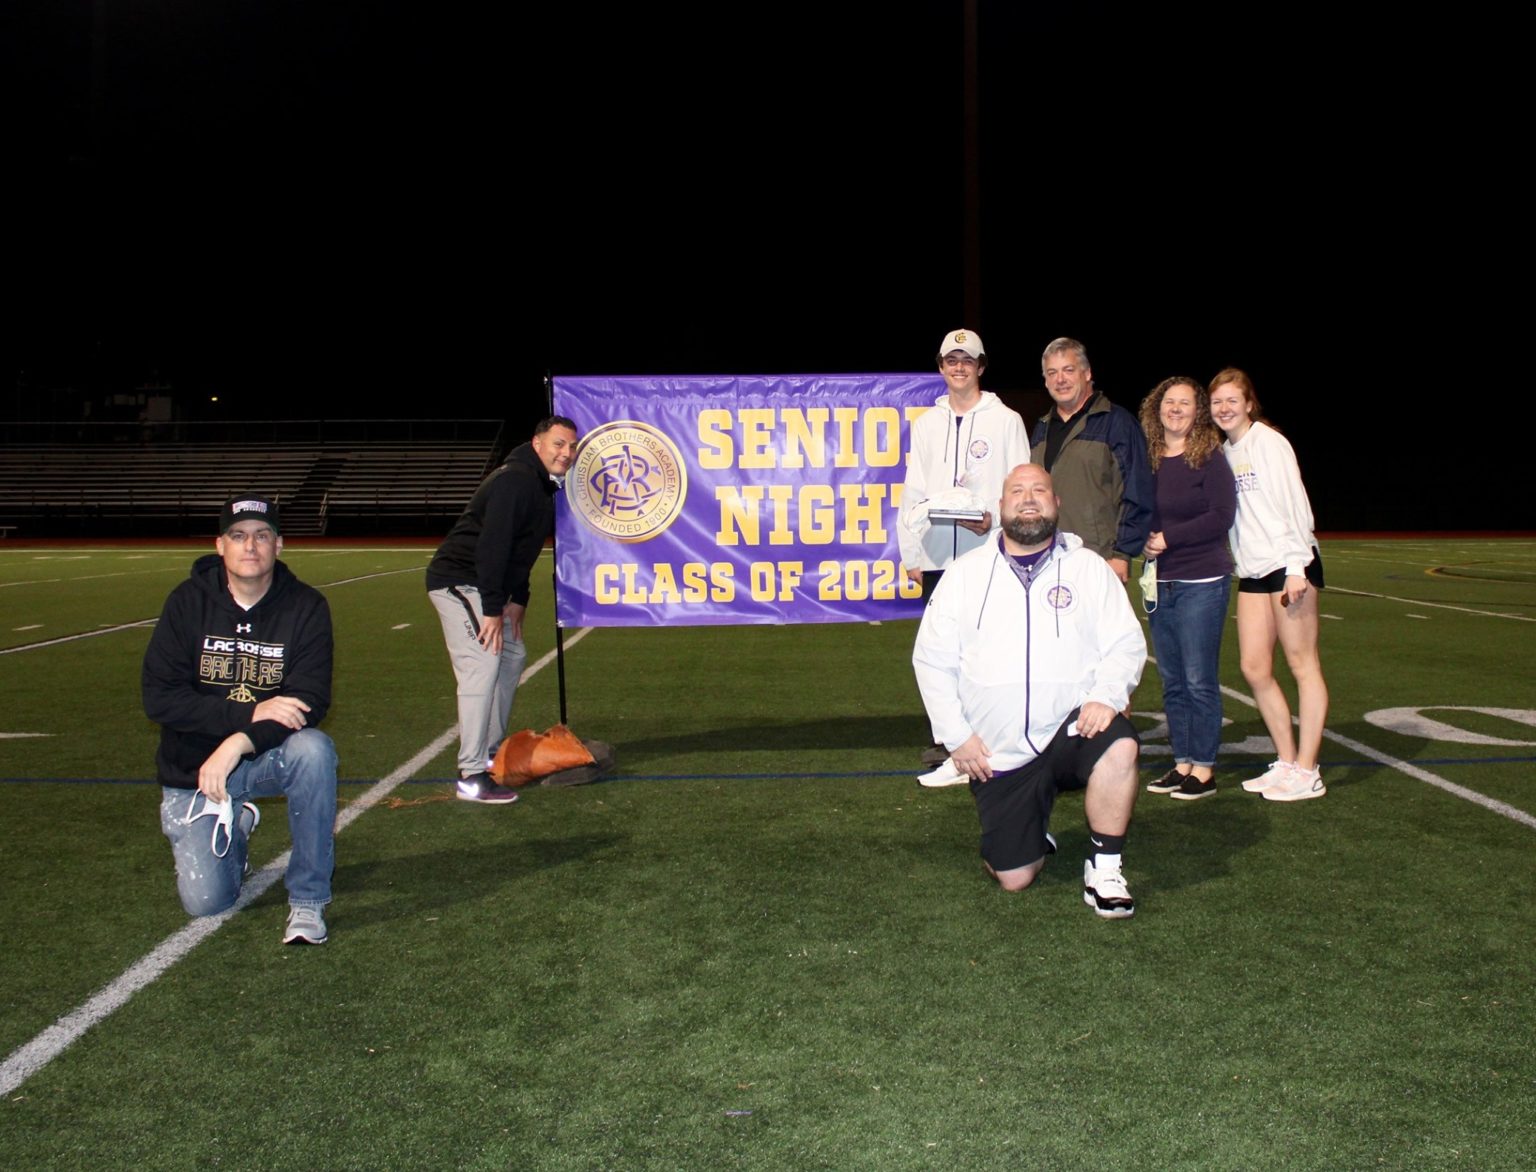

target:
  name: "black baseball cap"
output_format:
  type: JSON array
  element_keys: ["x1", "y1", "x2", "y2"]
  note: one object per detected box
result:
[{"x1": 219, "y1": 495, "x2": 281, "y2": 534}]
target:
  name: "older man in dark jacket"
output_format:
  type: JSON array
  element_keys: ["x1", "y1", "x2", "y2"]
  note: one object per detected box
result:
[{"x1": 1029, "y1": 338, "x2": 1153, "y2": 583}]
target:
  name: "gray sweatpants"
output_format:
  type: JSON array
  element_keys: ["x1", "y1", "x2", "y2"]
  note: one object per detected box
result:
[{"x1": 429, "y1": 585, "x2": 528, "y2": 777}]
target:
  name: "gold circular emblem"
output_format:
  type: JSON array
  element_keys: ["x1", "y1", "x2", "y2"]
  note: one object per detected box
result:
[{"x1": 568, "y1": 420, "x2": 688, "y2": 543}]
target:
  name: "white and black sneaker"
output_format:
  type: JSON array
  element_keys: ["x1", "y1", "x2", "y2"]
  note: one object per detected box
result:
[
  {"x1": 240, "y1": 802, "x2": 260, "y2": 876},
  {"x1": 1146, "y1": 768, "x2": 1186, "y2": 794},
  {"x1": 1170, "y1": 775, "x2": 1217, "y2": 801},
  {"x1": 917, "y1": 757, "x2": 968, "y2": 788},
  {"x1": 1083, "y1": 859, "x2": 1135, "y2": 919},
  {"x1": 456, "y1": 772, "x2": 519, "y2": 804}
]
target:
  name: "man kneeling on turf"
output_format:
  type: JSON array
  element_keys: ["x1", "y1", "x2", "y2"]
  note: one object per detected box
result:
[
  {"x1": 913, "y1": 465, "x2": 1146, "y2": 917},
  {"x1": 142, "y1": 495, "x2": 337, "y2": 945}
]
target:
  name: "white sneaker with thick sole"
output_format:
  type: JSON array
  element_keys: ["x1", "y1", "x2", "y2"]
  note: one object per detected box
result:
[
  {"x1": 1241, "y1": 761, "x2": 1294, "y2": 794},
  {"x1": 1083, "y1": 859, "x2": 1135, "y2": 919},
  {"x1": 917, "y1": 757, "x2": 968, "y2": 788},
  {"x1": 1264, "y1": 765, "x2": 1325, "y2": 802}
]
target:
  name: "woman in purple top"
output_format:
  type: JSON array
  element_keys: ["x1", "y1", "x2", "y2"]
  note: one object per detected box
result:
[{"x1": 1137, "y1": 377, "x2": 1237, "y2": 801}]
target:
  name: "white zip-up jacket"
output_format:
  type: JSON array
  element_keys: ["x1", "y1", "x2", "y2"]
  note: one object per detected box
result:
[
  {"x1": 899, "y1": 391, "x2": 1029, "y2": 573},
  {"x1": 1222, "y1": 421, "x2": 1317, "y2": 579},
  {"x1": 912, "y1": 531, "x2": 1146, "y2": 772}
]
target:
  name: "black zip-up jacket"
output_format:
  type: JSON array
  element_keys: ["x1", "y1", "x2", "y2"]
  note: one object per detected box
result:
[
  {"x1": 424, "y1": 441, "x2": 558, "y2": 617},
  {"x1": 142, "y1": 555, "x2": 334, "y2": 788}
]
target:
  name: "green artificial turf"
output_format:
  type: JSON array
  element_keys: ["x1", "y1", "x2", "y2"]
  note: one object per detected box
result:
[{"x1": 1, "y1": 539, "x2": 1533, "y2": 1170}]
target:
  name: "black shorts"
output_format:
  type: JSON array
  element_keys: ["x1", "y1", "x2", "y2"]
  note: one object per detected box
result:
[
  {"x1": 972, "y1": 708, "x2": 1139, "y2": 871},
  {"x1": 1237, "y1": 547, "x2": 1325, "y2": 594}
]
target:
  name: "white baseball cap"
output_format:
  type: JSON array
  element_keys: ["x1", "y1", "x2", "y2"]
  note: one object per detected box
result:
[{"x1": 937, "y1": 329, "x2": 985, "y2": 362}]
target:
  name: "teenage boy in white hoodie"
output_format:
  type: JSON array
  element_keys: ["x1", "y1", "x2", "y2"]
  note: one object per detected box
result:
[
  {"x1": 899, "y1": 329, "x2": 1029, "y2": 600},
  {"x1": 901, "y1": 329, "x2": 1029, "y2": 772}
]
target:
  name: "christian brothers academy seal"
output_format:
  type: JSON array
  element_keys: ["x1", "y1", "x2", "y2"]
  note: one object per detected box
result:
[{"x1": 569, "y1": 421, "x2": 688, "y2": 542}]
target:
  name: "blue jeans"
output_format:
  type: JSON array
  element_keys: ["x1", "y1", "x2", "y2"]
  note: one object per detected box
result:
[
  {"x1": 1147, "y1": 578, "x2": 1230, "y2": 767},
  {"x1": 159, "y1": 729, "x2": 338, "y2": 916}
]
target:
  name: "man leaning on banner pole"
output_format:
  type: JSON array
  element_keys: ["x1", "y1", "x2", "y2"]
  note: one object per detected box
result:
[{"x1": 426, "y1": 416, "x2": 579, "y2": 804}]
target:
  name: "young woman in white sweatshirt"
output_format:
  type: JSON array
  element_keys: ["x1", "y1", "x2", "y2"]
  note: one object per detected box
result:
[{"x1": 1210, "y1": 368, "x2": 1329, "y2": 802}]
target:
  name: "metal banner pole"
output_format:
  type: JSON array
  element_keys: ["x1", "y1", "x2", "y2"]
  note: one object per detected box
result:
[{"x1": 547, "y1": 373, "x2": 569, "y2": 725}]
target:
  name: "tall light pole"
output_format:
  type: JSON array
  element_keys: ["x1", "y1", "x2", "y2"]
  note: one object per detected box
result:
[{"x1": 962, "y1": 0, "x2": 981, "y2": 329}]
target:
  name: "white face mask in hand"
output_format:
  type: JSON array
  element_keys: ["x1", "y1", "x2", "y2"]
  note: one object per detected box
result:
[
  {"x1": 1138, "y1": 557, "x2": 1158, "y2": 614},
  {"x1": 183, "y1": 792, "x2": 237, "y2": 857}
]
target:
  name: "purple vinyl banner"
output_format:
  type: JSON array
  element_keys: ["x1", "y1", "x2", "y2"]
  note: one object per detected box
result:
[{"x1": 553, "y1": 374, "x2": 946, "y2": 627}]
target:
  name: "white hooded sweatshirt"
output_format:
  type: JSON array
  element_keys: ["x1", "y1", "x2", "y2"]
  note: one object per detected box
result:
[
  {"x1": 912, "y1": 531, "x2": 1146, "y2": 772},
  {"x1": 898, "y1": 391, "x2": 1029, "y2": 574}
]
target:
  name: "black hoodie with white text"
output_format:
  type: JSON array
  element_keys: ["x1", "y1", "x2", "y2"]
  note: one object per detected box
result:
[{"x1": 142, "y1": 554, "x2": 333, "y2": 789}]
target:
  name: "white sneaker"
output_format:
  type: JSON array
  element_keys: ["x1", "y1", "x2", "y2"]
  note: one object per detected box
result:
[
  {"x1": 1241, "y1": 761, "x2": 1294, "y2": 794},
  {"x1": 1264, "y1": 765, "x2": 1326, "y2": 802},
  {"x1": 283, "y1": 904, "x2": 328, "y2": 945},
  {"x1": 1083, "y1": 859, "x2": 1135, "y2": 919},
  {"x1": 917, "y1": 757, "x2": 968, "y2": 788}
]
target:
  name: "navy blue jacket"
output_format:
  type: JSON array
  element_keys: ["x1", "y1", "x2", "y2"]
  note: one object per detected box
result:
[{"x1": 1030, "y1": 393, "x2": 1154, "y2": 561}]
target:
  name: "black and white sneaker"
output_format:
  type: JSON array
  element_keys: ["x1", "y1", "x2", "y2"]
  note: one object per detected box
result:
[
  {"x1": 1170, "y1": 775, "x2": 1217, "y2": 801},
  {"x1": 240, "y1": 802, "x2": 260, "y2": 875},
  {"x1": 456, "y1": 772, "x2": 519, "y2": 804},
  {"x1": 919, "y1": 742, "x2": 949, "y2": 768},
  {"x1": 1146, "y1": 768, "x2": 1187, "y2": 794},
  {"x1": 1083, "y1": 859, "x2": 1135, "y2": 919},
  {"x1": 917, "y1": 757, "x2": 967, "y2": 788}
]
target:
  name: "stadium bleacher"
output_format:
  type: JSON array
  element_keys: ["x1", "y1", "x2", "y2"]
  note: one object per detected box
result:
[{"x1": 0, "y1": 421, "x2": 504, "y2": 537}]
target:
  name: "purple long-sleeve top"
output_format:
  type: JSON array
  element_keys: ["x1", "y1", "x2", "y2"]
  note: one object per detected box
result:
[{"x1": 1150, "y1": 452, "x2": 1237, "y2": 580}]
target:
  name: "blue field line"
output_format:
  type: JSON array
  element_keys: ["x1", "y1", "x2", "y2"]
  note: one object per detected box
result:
[{"x1": 7, "y1": 753, "x2": 1536, "y2": 786}]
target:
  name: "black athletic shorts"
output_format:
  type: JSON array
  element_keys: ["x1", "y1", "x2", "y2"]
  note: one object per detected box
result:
[
  {"x1": 972, "y1": 708, "x2": 1139, "y2": 872},
  {"x1": 1238, "y1": 547, "x2": 1325, "y2": 594}
]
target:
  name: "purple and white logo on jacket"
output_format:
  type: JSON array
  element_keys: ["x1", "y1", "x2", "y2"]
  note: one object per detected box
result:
[
  {"x1": 1045, "y1": 584, "x2": 1076, "y2": 612},
  {"x1": 968, "y1": 438, "x2": 992, "y2": 461}
]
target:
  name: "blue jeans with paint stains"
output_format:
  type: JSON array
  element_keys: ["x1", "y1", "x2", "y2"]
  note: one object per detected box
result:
[{"x1": 159, "y1": 729, "x2": 337, "y2": 916}]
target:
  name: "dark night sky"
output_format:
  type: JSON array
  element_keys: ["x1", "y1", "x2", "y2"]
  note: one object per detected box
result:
[{"x1": 12, "y1": 2, "x2": 1527, "y2": 528}]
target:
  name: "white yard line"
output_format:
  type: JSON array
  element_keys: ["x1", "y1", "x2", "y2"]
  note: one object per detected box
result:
[
  {"x1": 1326, "y1": 586, "x2": 1536, "y2": 622},
  {"x1": 1144, "y1": 641, "x2": 1536, "y2": 829},
  {"x1": 1209, "y1": 676, "x2": 1536, "y2": 830},
  {"x1": 2, "y1": 568, "x2": 184, "y2": 589},
  {"x1": 303, "y1": 566, "x2": 426, "y2": 588},
  {"x1": 0, "y1": 566, "x2": 429, "y2": 655},
  {"x1": 0, "y1": 618, "x2": 160, "y2": 654},
  {"x1": 0, "y1": 627, "x2": 592, "y2": 1097}
]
